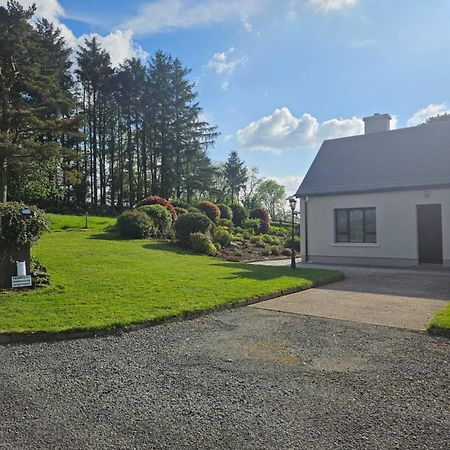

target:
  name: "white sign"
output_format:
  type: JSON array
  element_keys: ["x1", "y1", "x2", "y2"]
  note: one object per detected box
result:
[{"x1": 11, "y1": 275, "x2": 32, "y2": 288}]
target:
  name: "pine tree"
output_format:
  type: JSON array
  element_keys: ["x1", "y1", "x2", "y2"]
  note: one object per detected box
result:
[
  {"x1": 0, "y1": 1, "x2": 81, "y2": 204},
  {"x1": 223, "y1": 151, "x2": 248, "y2": 203}
]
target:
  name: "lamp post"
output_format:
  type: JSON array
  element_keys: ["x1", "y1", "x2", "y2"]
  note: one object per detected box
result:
[{"x1": 288, "y1": 196, "x2": 297, "y2": 269}]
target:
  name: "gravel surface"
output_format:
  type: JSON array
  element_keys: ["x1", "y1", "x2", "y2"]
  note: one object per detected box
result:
[{"x1": 0, "y1": 308, "x2": 448, "y2": 450}]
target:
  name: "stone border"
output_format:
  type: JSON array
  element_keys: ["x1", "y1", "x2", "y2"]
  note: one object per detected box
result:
[
  {"x1": 0, "y1": 273, "x2": 345, "y2": 345},
  {"x1": 427, "y1": 327, "x2": 450, "y2": 339}
]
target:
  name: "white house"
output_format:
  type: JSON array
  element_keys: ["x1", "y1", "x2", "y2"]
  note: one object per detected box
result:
[{"x1": 296, "y1": 113, "x2": 450, "y2": 268}]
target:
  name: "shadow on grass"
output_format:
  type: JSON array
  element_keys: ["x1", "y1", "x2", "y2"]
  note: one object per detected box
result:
[
  {"x1": 210, "y1": 262, "x2": 341, "y2": 282},
  {"x1": 88, "y1": 231, "x2": 124, "y2": 240}
]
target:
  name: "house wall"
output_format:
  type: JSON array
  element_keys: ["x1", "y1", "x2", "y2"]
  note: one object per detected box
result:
[{"x1": 300, "y1": 188, "x2": 450, "y2": 267}]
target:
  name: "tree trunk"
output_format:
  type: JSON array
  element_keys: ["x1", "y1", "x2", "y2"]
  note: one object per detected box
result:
[{"x1": 0, "y1": 157, "x2": 7, "y2": 204}]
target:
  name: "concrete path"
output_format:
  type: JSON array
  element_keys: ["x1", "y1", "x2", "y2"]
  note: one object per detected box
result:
[{"x1": 251, "y1": 261, "x2": 450, "y2": 330}]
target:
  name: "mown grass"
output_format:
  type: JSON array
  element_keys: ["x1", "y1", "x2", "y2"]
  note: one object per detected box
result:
[
  {"x1": 0, "y1": 227, "x2": 341, "y2": 334},
  {"x1": 46, "y1": 213, "x2": 116, "y2": 231},
  {"x1": 429, "y1": 303, "x2": 450, "y2": 331}
]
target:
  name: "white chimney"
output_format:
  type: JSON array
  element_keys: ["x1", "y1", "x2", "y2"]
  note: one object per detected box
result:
[{"x1": 363, "y1": 113, "x2": 391, "y2": 134}]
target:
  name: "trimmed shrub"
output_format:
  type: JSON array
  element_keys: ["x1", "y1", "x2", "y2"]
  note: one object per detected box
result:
[
  {"x1": 190, "y1": 232, "x2": 217, "y2": 255},
  {"x1": 117, "y1": 209, "x2": 155, "y2": 239},
  {"x1": 270, "y1": 246, "x2": 281, "y2": 256},
  {"x1": 213, "y1": 227, "x2": 232, "y2": 247},
  {"x1": 197, "y1": 201, "x2": 221, "y2": 224},
  {"x1": 250, "y1": 208, "x2": 270, "y2": 235},
  {"x1": 140, "y1": 204, "x2": 173, "y2": 237},
  {"x1": 175, "y1": 212, "x2": 213, "y2": 244},
  {"x1": 171, "y1": 199, "x2": 189, "y2": 209},
  {"x1": 218, "y1": 203, "x2": 233, "y2": 221},
  {"x1": 187, "y1": 206, "x2": 199, "y2": 214},
  {"x1": 284, "y1": 237, "x2": 301, "y2": 252},
  {"x1": 261, "y1": 248, "x2": 272, "y2": 256},
  {"x1": 261, "y1": 234, "x2": 281, "y2": 245},
  {"x1": 174, "y1": 206, "x2": 188, "y2": 216},
  {"x1": 219, "y1": 218, "x2": 233, "y2": 228},
  {"x1": 242, "y1": 218, "x2": 259, "y2": 232},
  {"x1": 230, "y1": 204, "x2": 248, "y2": 227},
  {"x1": 0, "y1": 202, "x2": 48, "y2": 250},
  {"x1": 281, "y1": 248, "x2": 292, "y2": 257},
  {"x1": 135, "y1": 195, "x2": 177, "y2": 219}
]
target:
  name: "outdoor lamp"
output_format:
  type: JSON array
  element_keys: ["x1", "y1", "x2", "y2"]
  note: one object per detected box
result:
[{"x1": 287, "y1": 196, "x2": 297, "y2": 269}]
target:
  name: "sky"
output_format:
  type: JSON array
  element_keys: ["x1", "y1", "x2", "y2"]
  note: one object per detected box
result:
[{"x1": 5, "y1": 0, "x2": 450, "y2": 195}]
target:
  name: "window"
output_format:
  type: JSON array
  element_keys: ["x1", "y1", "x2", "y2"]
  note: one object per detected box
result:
[{"x1": 335, "y1": 208, "x2": 376, "y2": 243}]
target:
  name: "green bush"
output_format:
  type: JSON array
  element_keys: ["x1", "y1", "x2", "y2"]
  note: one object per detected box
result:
[
  {"x1": 261, "y1": 248, "x2": 272, "y2": 256},
  {"x1": 187, "y1": 206, "x2": 199, "y2": 214},
  {"x1": 197, "y1": 201, "x2": 221, "y2": 224},
  {"x1": 250, "y1": 235, "x2": 266, "y2": 248},
  {"x1": 230, "y1": 204, "x2": 248, "y2": 227},
  {"x1": 249, "y1": 208, "x2": 270, "y2": 235},
  {"x1": 171, "y1": 199, "x2": 189, "y2": 209},
  {"x1": 219, "y1": 218, "x2": 233, "y2": 228},
  {"x1": 117, "y1": 209, "x2": 155, "y2": 239},
  {"x1": 284, "y1": 237, "x2": 301, "y2": 252},
  {"x1": 175, "y1": 212, "x2": 213, "y2": 244},
  {"x1": 140, "y1": 204, "x2": 173, "y2": 237},
  {"x1": 174, "y1": 206, "x2": 188, "y2": 216},
  {"x1": 261, "y1": 234, "x2": 280, "y2": 245},
  {"x1": 135, "y1": 195, "x2": 177, "y2": 219},
  {"x1": 0, "y1": 202, "x2": 48, "y2": 250},
  {"x1": 190, "y1": 232, "x2": 217, "y2": 255},
  {"x1": 218, "y1": 204, "x2": 233, "y2": 221},
  {"x1": 213, "y1": 227, "x2": 232, "y2": 247},
  {"x1": 242, "y1": 218, "x2": 259, "y2": 232},
  {"x1": 270, "y1": 246, "x2": 281, "y2": 256},
  {"x1": 281, "y1": 248, "x2": 292, "y2": 256}
]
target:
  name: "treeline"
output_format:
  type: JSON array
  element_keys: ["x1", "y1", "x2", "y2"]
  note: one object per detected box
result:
[{"x1": 0, "y1": 1, "x2": 287, "y2": 216}]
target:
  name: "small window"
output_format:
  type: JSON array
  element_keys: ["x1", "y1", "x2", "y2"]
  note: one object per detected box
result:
[{"x1": 334, "y1": 208, "x2": 376, "y2": 243}]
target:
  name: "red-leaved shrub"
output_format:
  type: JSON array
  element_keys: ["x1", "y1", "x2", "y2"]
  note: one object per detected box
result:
[
  {"x1": 197, "y1": 201, "x2": 221, "y2": 224},
  {"x1": 135, "y1": 195, "x2": 177, "y2": 219},
  {"x1": 250, "y1": 208, "x2": 270, "y2": 235}
]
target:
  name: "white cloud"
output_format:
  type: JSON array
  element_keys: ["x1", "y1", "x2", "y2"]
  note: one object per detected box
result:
[
  {"x1": 406, "y1": 103, "x2": 450, "y2": 127},
  {"x1": 221, "y1": 80, "x2": 230, "y2": 91},
  {"x1": 269, "y1": 175, "x2": 304, "y2": 196},
  {"x1": 77, "y1": 30, "x2": 148, "y2": 67},
  {"x1": 240, "y1": 13, "x2": 253, "y2": 32},
  {"x1": 310, "y1": 0, "x2": 358, "y2": 11},
  {"x1": 237, "y1": 107, "x2": 363, "y2": 153},
  {"x1": 207, "y1": 47, "x2": 247, "y2": 75},
  {"x1": 122, "y1": 0, "x2": 261, "y2": 36},
  {"x1": 0, "y1": 0, "x2": 147, "y2": 67}
]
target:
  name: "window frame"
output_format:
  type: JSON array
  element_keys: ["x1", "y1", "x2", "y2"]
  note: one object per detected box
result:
[{"x1": 334, "y1": 207, "x2": 376, "y2": 244}]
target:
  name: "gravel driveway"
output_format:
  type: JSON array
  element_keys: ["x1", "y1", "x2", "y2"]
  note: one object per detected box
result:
[{"x1": 0, "y1": 308, "x2": 449, "y2": 450}]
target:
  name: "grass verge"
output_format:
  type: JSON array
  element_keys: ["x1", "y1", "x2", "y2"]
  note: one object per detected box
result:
[
  {"x1": 0, "y1": 229, "x2": 341, "y2": 335},
  {"x1": 428, "y1": 303, "x2": 450, "y2": 334}
]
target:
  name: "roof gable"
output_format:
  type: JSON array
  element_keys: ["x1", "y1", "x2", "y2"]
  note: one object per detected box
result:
[{"x1": 296, "y1": 121, "x2": 450, "y2": 197}]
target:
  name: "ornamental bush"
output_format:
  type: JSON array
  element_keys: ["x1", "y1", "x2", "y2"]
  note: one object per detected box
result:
[
  {"x1": 171, "y1": 199, "x2": 189, "y2": 209},
  {"x1": 230, "y1": 204, "x2": 248, "y2": 227},
  {"x1": 117, "y1": 209, "x2": 155, "y2": 239},
  {"x1": 197, "y1": 200, "x2": 221, "y2": 224},
  {"x1": 174, "y1": 206, "x2": 188, "y2": 216},
  {"x1": 190, "y1": 232, "x2": 217, "y2": 255},
  {"x1": 135, "y1": 195, "x2": 177, "y2": 219},
  {"x1": 140, "y1": 204, "x2": 173, "y2": 237},
  {"x1": 284, "y1": 237, "x2": 301, "y2": 252},
  {"x1": 0, "y1": 202, "x2": 48, "y2": 250},
  {"x1": 213, "y1": 227, "x2": 232, "y2": 247},
  {"x1": 250, "y1": 208, "x2": 271, "y2": 235},
  {"x1": 242, "y1": 218, "x2": 259, "y2": 232},
  {"x1": 218, "y1": 203, "x2": 233, "y2": 221},
  {"x1": 174, "y1": 212, "x2": 213, "y2": 245},
  {"x1": 219, "y1": 218, "x2": 233, "y2": 228}
]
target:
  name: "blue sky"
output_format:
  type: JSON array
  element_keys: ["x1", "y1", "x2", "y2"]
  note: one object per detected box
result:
[{"x1": 12, "y1": 0, "x2": 450, "y2": 194}]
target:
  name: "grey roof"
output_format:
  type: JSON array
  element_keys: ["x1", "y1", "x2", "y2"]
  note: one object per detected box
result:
[{"x1": 296, "y1": 121, "x2": 450, "y2": 197}]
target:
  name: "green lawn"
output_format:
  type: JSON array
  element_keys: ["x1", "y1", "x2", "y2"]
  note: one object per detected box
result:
[
  {"x1": 429, "y1": 303, "x2": 450, "y2": 331},
  {"x1": 46, "y1": 213, "x2": 116, "y2": 231},
  {"x1": 0, "y1": 225, "x2": 341, "y2": 335}
]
